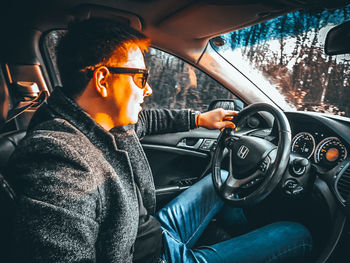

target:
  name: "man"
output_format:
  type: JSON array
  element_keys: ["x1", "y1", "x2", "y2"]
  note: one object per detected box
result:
[{"x1": 7, "y1": 18, "x2": 312, "y2": 262}]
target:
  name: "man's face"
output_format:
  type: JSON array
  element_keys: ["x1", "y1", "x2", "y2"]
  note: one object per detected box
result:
[{"x1": 107, "y1": 46, "x2": 152, "y2": 126}]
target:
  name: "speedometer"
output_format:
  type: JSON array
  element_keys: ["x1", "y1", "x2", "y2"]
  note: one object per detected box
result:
[
  {"x1": 314, "y1": 137, "x2": 347, "y2": 168},
  {"x1": 291, "y1": 132, "x2": 315, "y2": 159}
]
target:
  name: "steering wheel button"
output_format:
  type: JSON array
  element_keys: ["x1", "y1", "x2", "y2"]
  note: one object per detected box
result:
[
  {"x1": 283, "y1": 179, "x2": 299, "y2": 190},
  {"x1": 292, "y1": 186, "x2": 304, "y2": 195}
]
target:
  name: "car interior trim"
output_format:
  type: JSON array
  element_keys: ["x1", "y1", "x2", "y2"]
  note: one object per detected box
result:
[{"x1": 142, "y1": 144, "x2": 208, "y2": 158}]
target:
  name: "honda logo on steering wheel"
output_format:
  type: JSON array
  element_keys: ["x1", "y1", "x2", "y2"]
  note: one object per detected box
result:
[{"x1": 237, "y1": 145, "x2": 249, "y2": 159}]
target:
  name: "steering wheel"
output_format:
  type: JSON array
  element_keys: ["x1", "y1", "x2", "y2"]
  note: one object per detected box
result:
[{"x1": 212, "y1": 103, "x2": 291, "y2": 206}]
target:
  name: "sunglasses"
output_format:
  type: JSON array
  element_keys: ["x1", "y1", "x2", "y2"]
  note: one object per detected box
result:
[
  {"x1": 107, "y1": 67, "x2": 149, "y2": 89},
  {"x1": 85, "y1": 67, "x2": 149, "y2": 89}
]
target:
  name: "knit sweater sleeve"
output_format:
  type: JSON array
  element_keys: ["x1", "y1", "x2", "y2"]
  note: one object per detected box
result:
[
  {"x1": 134, "y1": 108, "x2": 196, "y2": 138},
  {"x1": 7, "y1": 131, "x2": 102, "y2": 263}
]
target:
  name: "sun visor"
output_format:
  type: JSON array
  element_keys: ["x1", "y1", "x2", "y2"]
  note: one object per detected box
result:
[
  {"x1": 156, "y1": 0, "x2": 350, "y2": 40},
  {"x1": 156, "y1": 2, "x2": 294, "y2": 40},
  {"x1": 70, "y1": 4, "x2": 142, "y2": 31}
]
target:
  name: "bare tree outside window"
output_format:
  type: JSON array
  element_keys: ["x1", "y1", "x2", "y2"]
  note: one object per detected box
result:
[
  {"x1": 144, "y1": 48, "x2": 236, "y2": 111},
  {"x1": 212, "y1": 5, "x2": 350, "y2": 117}
]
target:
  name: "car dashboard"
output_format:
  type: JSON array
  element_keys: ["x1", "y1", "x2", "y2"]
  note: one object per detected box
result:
[
  {"x1": 288, "y1": 113, "x2": 349, "y2": 171},
  {"x1": 282, "y1": 111, "x2": 350, "y2": 205}
]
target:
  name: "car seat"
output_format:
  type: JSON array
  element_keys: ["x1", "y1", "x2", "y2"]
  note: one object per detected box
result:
[
  {"x1": 0, "y1": 131, "x2": 26, "y2": 263},
  {"x1": 0, "y1": 74, "x2": 46, "y2": 262}
]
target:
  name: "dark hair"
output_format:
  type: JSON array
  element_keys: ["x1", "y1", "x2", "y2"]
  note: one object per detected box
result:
[{"x1": 56, "y1": 18, "x2": 149, "y2": 99}]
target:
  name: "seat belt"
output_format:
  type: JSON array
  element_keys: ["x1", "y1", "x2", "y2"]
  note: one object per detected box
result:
[
  {"x1": 0, "y1": 81, "x2": 48, "y2": 130},
  {"x1": 5, "y1": 90, "x2": 47, "y2": 124}
]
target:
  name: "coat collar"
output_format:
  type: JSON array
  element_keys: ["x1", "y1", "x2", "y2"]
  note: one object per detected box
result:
[{"x1": 46, "y1": 87, "x2": 119, "y2": 151}]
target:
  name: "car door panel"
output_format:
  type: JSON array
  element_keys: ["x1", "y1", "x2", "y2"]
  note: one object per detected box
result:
[{"x1": 141, "y1": 128, "x2": 220, "y2": 208}]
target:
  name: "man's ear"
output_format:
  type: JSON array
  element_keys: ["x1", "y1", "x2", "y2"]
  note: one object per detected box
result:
[{"x1": 93, "y1": 66, "x2": 109, "y2": 98}]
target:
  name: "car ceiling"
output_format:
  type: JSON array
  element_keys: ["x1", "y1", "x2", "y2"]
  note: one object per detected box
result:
[{"x1": 1, "y1": 0, "x2": 349, "y2": 63}]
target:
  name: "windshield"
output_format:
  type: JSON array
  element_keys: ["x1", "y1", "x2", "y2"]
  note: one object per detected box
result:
[{"x1": 211, "y1": 5, "x2": 350, "y2": 117}]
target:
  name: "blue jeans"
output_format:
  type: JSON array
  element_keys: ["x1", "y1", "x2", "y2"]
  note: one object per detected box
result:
[{"x1": 156, "y1": 172, "x2": 312, "y2": 263}]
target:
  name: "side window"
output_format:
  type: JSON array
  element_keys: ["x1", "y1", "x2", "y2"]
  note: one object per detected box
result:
[
  {"x1": 144, "y1": 48, "x2": 236, "y2": 112},
  {"x1": 43, "y1": 31, "x2": 237, "y2": 112},
  {"x1": 43, "y1": 30, "x2": 65, "y2": 88}
]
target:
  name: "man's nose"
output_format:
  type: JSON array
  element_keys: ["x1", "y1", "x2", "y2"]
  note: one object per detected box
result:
[{"x1": 143, "y1": 83, "x2": 152, "y2": 97}]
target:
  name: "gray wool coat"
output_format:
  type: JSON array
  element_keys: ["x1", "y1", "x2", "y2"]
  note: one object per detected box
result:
[{"x1": 7, "y1": 88, "x2": 196, "y2": 263}]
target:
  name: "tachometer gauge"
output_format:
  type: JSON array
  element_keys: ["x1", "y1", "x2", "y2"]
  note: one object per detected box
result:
[
  {"x1": 314, "y1": 137, "x2": 347, "y2": 168},
  {"x1": 291, "y1": 132, "x2": 315, "y2": 159}
]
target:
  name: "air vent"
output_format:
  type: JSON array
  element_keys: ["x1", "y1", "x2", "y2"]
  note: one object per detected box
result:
[{"x1": 336, "y1": 167, "x2": 350, "y2": 202}]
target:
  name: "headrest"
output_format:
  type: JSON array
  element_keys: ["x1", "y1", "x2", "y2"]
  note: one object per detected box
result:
[{"x1": 0, "y1": 80, "x2": 48, "y2": 131}]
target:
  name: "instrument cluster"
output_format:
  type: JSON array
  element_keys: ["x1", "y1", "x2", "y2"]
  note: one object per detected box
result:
[{"x1": 291, "y1": 131, "x2": 348, "y2": 169}]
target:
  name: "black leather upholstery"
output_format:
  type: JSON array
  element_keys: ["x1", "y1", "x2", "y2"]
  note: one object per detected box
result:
[
  {"x1": 0, "y1": 129, "x2": 26, "y2": 263},
  {"x1": 0, "y1": 64, "x2": 30, "y2": 261},
  {"x1": 0, "y1": 172, "x2": 16, "y2": 262},
  {"x1": 0, "y1": 130, "x2": 26, "y2": 170},
  {"x1": 0, "y1": 130, "x2": 25, "y2": 262}
]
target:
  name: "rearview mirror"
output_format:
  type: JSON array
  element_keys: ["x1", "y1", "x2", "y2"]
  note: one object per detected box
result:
[
  {"x1": 208, "y1": 99, "x2": 244, "y2": 111},
  {"x1": 325, "y1": 20, "x2": 350, "y2": 55}
]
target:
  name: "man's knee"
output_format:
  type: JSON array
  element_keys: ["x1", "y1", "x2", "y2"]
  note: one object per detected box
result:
[
  {"x1": 269, "y1": 221, "x2": 312, "y2": 245},
  {"x1": 263, "y1": 221, "x2": 313, "y2": 262}
]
